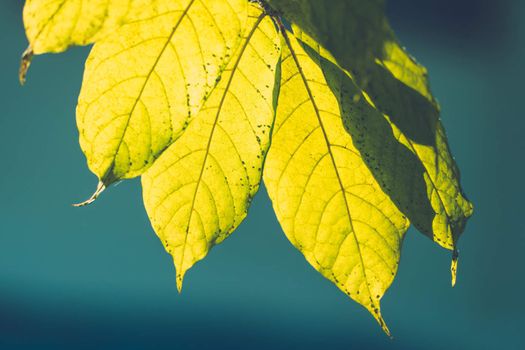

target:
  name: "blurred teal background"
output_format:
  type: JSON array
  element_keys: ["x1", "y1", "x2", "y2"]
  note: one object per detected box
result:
[{"x1": 0, "y1": 0, "x2": 523, "y2": 349}]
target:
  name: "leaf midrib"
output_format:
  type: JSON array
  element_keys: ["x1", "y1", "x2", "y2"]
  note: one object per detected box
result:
[
  {"x1": 178, "y1": 12, "x2": 267, "y2": 277},
  {"x1": 281, "y1": 30, "x2": 384, "y2": 327},
  {"x1": 103, "y1": 0, "x2": 197, "y2": 183}
]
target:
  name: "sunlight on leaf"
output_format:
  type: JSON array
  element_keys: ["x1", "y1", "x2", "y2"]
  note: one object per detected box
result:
[
  {"x1": 264, "y1": 30, "x2": 409, "y2": 335},
  {"x1": 24, "y1": 0, "x2": 135, "y2": 54},
  {"x1": 142, "y1": 7, "x2": 281, "y2": 290},
  {"x1": 21, "y1": 0, "x2": 142, "y2": 83},
  {"x1": 268, "y1": 0, "x2": 473, "y2": 268},
  {"x1": 19, "y1": 0, "x2": 474, "y2": 334},
  {"x1": 76, "y1": 0, "x2": 250, "y2": 190}
]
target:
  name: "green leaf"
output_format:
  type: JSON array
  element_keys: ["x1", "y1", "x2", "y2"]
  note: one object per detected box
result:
[
  {"x1": 75, "y1": 0, "x2": 252, "y2": 202},
  {"x1": 356, "y1": 56, "x2": 474, "y2": 252},
  {"x1": 266, "y1": 0, "x2": 388, "y2": 73},
  {"x1": 141, "y1": 8, "x2": 281, "y2": 290},
  {"x1": 264, "y1": 30, "x2": 409, "y2": 335},
  {"x1": 268, "y1": 0, "x2": 473, "y2": 257}
]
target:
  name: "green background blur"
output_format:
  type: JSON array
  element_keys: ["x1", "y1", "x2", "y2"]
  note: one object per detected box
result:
[{"x1": 0, "y1": 1, "x2": 523, "y2": 349}]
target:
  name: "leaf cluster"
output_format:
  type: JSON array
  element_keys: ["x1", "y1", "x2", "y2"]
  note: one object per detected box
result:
[{"x1": 21, "y1": 0, "x2": 473, "y2": 334}]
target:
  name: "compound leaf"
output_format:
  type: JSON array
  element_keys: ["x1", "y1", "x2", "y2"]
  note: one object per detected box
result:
[
  {"x1": 19, "y1": 0, "x2": 475, "y2": 334},
  {"x1": 76, "y1": 0, "x2": 251, "y2": 195},
  {"x1": 141, "y1": 8, "x2": 280, "y2": 290},
  {"x1": 263, "y1": 31, "x2": 409, "y2": 335}
]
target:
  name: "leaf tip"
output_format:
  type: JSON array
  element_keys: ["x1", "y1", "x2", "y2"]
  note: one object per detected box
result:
[
  {"x1": 368, "y1": 301, "x2": 392, "y2": 337},
  {"x1": 376, "y1": 313, "x2": 392, "y2": 338},
  {"x1": 451, "y1": 248, "x2": 459, "y2": 287},
  {"x1": 19, "y1": 46, "x2": 34, "y2": 86},
  {"x1": 73, "y1": 181, "x2": 106, "y2": 207},
  {"x1": 176, "y1": 272, "x2": 185, "y2": 294}
]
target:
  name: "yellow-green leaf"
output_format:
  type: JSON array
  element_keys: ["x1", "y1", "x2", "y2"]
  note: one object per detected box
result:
[
  {"x1": 23, "y1": 0, "x2": 134, "y2": 55},
  {"x1": 266, "y1": 0, "x2": 388, "y2": 77},
  {"x1": 20, "y1": 0, "x2": 143, "y2": 83},
  {"x1": 263, "y1": 31, "x2": 408, "y2": 335},
  {"x1": 19, "y1": 0, "x2": 476, "y2": 333},
  {"x1": 268, "y1": 0, "x2": 473, "y2": 256},
  {"x1": 76, "y1": 0, "x2": 251, "y2": 193},
  {"x1": 358, "y1": 56, "x2": 474, "y2": 252},
  {"x1": 141, "y1": 8, "x2": 280, "y2": 290}
]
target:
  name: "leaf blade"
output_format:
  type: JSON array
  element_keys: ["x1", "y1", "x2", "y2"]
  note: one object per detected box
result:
[
  {"x1": 23, "y1": 0, "x2": 134, "y2": 54},
  {"x1": 141, "y1": 8, "x2": 281, "y2": 288},
  {"x1": 76, "y1": 0, "x2": 251, "y2": 187},
  {"x1": 268, "y1": 0, "x2": 473, "y2": 253},
  {"x1": 264, "y1": 31, "x2": 409, "y2": 334}
]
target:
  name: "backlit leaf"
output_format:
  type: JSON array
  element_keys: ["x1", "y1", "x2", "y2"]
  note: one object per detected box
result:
[
  {"x1": 76, "y1": 0, "x2": 250, "y2": 194},
  {"x1": 359, "y1": 52, "x2": 474, "y2": 252},
  {"x1": 267, "y1": 0, "x2": 473, "y2": 258},
  {"x1": 19, "y1": 0, "x2": 474, "y2": 335},
  {"x1": 20, "y1": 0, "x2": 144, "y2": 83},
  {"x1": 263, "y1": 30, "x2": 409, "y2": 335},
  {"x1": 141, "y1": 8, "x2": 280, "y2": 290},
  {"x1": 23, "y1": 0, "x2": 133, "y2": 54}
]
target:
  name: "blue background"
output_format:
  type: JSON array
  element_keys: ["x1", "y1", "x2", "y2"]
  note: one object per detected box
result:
[{"x1": 0, "y1": 1, "x2": 523, "y2": 349}]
